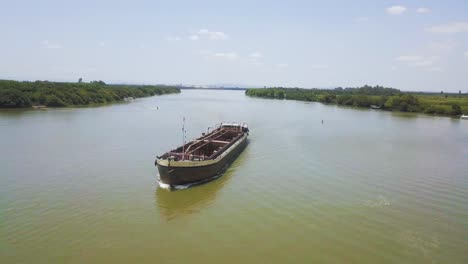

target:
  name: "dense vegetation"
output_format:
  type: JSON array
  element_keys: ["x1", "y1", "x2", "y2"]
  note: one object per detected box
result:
[
  {"x1": 246, "y1": 85, "x2": 468, "y2": 116},
  {"x1": 0, "y1": 80, "x2": 180, "y2": 108}
]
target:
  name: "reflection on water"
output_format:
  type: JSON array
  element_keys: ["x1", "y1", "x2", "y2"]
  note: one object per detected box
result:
[
  {"x1": 155, "y1": 169, "x2": 232, "y2": 221},
  {"x1": 155, "y1": 139, "x2": 250, "y2": 221}
]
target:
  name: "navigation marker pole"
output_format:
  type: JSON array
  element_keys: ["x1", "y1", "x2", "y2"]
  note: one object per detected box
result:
[{"x1": 182, "y1": 117, "x2": 186, "y2": 160}]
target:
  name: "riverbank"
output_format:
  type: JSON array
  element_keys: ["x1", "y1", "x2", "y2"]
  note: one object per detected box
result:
[
  {"x1": 245, "y1": 86, "x2": 468, "y2": 117},
  {"x1": 0, "y1": 80, "x2": 180, "y2": 108}
]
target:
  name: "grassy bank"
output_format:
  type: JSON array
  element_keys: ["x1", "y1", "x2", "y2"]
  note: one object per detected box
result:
[
  {"x1": 245, "y1": 86, "x2": 468, "y2": 116},
  {"x1": 0, "y1": 80, "x2": 180, "y2": 108}
]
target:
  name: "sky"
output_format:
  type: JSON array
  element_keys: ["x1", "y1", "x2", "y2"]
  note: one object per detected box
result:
[{"x1": 1, "y1": 0, "x2": 467, "y2": 92}]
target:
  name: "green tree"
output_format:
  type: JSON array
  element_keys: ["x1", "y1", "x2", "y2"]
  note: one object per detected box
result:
[
  {"x1": 0, "y1": 80, "x2": 180, "y2": 108},
  {"x1": 451, "y1": 104, "x2": 462, "y2": 115},
  {"x1": 277, "y1": 90, "x2": 285, "y2": 99},
  {"x1": 0, "y1": 89, "x2": 31, "y2": 107},
  {"x1": 45, "y1": 95, "x2": 66, "y2": 106}
]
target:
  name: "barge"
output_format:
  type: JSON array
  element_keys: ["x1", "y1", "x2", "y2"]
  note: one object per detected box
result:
[{"x1": 155, "y1": 123, "x2": 249, "y2": 187}]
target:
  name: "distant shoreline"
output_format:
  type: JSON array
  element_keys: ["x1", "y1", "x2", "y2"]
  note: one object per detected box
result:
[
  {"x1": 245, "y1": 86, "x2": 467, "y2": 117},
  {"x1": 179, "y1": 87, "x2": 247, "y2": 91},
  {"x1": 0, "y1": 80, "x2": 180, "y2": 108}
]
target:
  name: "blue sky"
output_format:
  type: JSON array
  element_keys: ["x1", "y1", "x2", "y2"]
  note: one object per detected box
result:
[{"x1": 1, "y1": 0, "x2": 467, "y2": 91}]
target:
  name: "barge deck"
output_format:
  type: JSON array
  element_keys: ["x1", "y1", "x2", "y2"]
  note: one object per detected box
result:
[{"x1": 156, "y1": 123, "x2": 249, "y2": 187}]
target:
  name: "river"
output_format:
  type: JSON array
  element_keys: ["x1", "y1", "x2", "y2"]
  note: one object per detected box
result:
[{"x1": 1, "y1": 90, "x2": 467, "y2": 263}]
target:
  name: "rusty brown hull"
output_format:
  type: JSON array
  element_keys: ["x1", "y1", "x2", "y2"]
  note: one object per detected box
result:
[{"x1": 157, "y1": 135, "x2": 248, "y2": 186}]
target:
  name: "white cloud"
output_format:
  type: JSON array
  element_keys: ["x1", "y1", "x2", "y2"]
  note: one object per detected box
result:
[
  {"x1": 396, "y1": 55, "x2": 423, "y2": 62},
  {"x1": 428, "y1": 41, "x2": 457, "y2": 53},
  {"x1": 427, "y1": 22, "x2": 468, "y2": 34},
  {"x1": 200, "y1": 29, "x2": 228, "y2": 40},
  {"x1": 310, "y1": 64, "x2": 329, "y2": 70},
  {"x1": 191, "y1": 29, "x2": 228, "y2": 40},
  {"x1": 411, "y1": 59, "x2": 435, "y2": 67},
  {"x1": 428, "y1": 66, "x2": 443, "y2": 72},
  {"x1": 98, "y1": 41, "x2": 105, "y2": 47},
  {"x1": 189, "y1": 35, "x2": 200, "y2": 41},
  {"x1": 166, "y1": 36, "x2": 182, "y2": 41},
  {"x1": 198, "y1": 50, "x2": 210, "y2": 55},
  {"x1": 249, "y1": 52, "x2": 263, "y2": 58},
  {"x1": 396, "y1": 55, "x2": 439, "y2": 69},
  {"x1": 246, "y1": 52, "x2": 263, "y2": 66},
  {"x1": 357, "y1": 16, "x2": 369, "y2": 22},
  {"x1": 41, "y1": 40, "x2": 61, "y2": 49},
  {"x1": 212, "y1": 52, "x2": 238, "y2": 60},
  {"x1": 253, "y1": 61, "x2": 264, "y2": 67},
  {"x1": 200, "y1": 50, "x2": 241, "y2": 61},
  {"x1": 416, "y1": 7, "x2": 431, "y2": 14},
  {"x1": 464, "y1": 51, "x2": 468, "y2": 57},
  {"x1": 386, "y1": 5, "x2": 407, "y2": 15},
  {"x1": 275, "y1": 63, "x2": 288, "y2": 68}
]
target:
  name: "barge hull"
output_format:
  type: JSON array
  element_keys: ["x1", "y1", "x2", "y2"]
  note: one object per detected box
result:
[{"x1": 157, "y1": 135, "x2": 248, "y2": 186}]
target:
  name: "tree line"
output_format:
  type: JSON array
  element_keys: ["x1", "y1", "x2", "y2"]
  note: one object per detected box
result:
[
  {"x1": 245, "y1": 85, "x2": 466, "y2": 116},
  {"x1": 0, "y1": 80, "x2": 180, "y2": 108}
]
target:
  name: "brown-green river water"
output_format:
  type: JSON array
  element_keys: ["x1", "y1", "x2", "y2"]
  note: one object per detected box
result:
[{"x1": 1, "y1": 90, "x2": 467, "y2": 263}]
